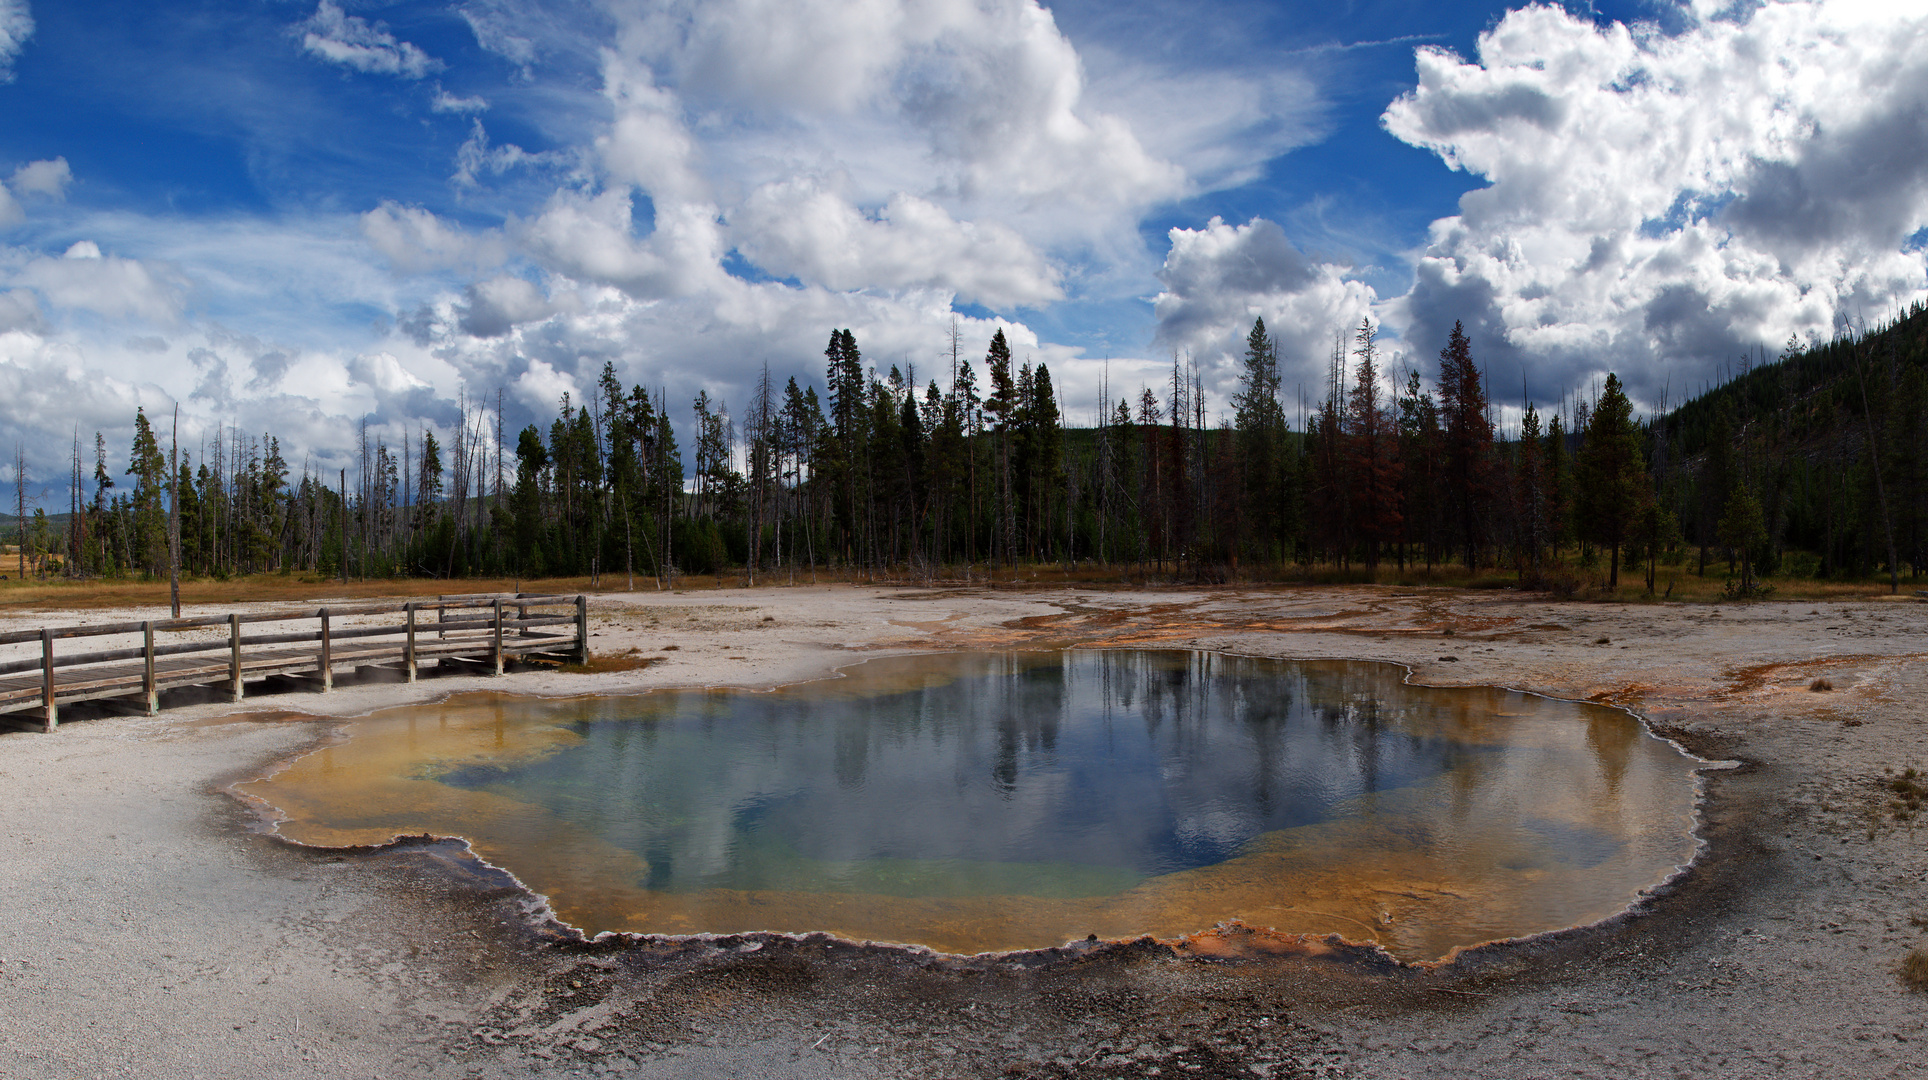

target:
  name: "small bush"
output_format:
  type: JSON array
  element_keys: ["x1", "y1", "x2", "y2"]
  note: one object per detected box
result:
[
  {"x1": 1809, "y1": 677, "x2": 1834, "y2": 692},
  {"x1": 1900, "y1": 946, "x2": 1928, "y2": 991},
  {"x1": 1723, "y1": 577, "x2": 1776, "y2": 600}
]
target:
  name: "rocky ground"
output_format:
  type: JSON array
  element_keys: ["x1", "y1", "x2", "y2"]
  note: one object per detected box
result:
[{"x1": 1, "y1": 583, "x2": 1924, "y2": 1079}]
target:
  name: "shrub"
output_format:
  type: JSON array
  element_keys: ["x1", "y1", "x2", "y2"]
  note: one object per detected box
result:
[{"x1": 1900, "y1": 946, "x2": 1928, "y2": 991}]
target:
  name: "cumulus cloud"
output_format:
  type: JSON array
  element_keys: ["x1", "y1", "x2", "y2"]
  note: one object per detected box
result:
[
  {"x1": 403, "y1": 268, "x2": 1059, "y2": 435},
  {"x1": 512, "y1": 357, "x2": 578, "y2": 414},
  {"x1": 595, "y1": 55, "x2": 710, "y2": 208},
  {"x1": 0, "y1": 156, "x2": 67, "y2": 227},
  {"x1": 615, "y1": 0, "x2": 1182, "y2": 235},
  {"x1": 516, "y1": 190, "x2": 728, "y2": 300},
  {"x1": 455, "y1": 275, "x2": 553, "y2": 337},
  {"x1": 0, "y1": 0, "x2": 30, "y2": 82},
  {"x1": 0, "y1": 287, "x2": 41, "y2": 333},
  {"x1": 297, "y1": 1, "x2": 441, "y2": 80},
  {"x1": 1380, "y1": 0, "x2": 1928, "y2": 405},
  {"x1": 361, "y1": 201, "x2": 510, "y2": 273},
  {"x1": 10, "y1": 157, "x2": 69, "y2": 198},
  {"x1": 732, "y1": 180, "x2": 1061, "y2": 309},
  {"x1": 19, "y1": 242, "x2": 184, "y2": 324},
  {"x1": 0, "y1": 344, "x2": 150, "y2": 476},
  {"x1": 1153, "y1": 216, "x2": 1378, "y2": 391},
  {"x1": 348, "y1": 350, "x2": 430, "y2": 395}
]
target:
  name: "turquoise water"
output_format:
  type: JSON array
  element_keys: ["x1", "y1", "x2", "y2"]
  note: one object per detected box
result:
[{"x1": 253, "y1": 650, "x2": 1706, "y2": 957}]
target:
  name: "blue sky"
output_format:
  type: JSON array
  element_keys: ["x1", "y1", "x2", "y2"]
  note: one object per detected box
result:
[{"x1": 2, "y1": 0, "x2": 1926, "y2": 488}]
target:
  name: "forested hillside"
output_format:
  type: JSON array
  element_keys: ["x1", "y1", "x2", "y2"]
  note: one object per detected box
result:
[{"x1": 11, "y1": 304, "x2": 1927, "y2": 593}]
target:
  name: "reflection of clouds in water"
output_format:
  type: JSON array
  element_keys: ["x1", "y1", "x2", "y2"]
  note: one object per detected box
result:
[
  {"x1": 455, "y1": 651, "x2": 1577, "y2": 892},
  {"x1": 264, "y1": 652, "x2": 1706, "y2": 955}
]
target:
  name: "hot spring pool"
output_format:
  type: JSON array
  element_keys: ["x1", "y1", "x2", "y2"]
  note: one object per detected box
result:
[{"x1": 240, "y1": 650, "x2": 1707, "y2": 959}]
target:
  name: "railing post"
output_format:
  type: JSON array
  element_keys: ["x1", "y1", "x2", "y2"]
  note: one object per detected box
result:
[
  {"x1": 438, "y1": 595, "x2": 447, "y2": 640},
  {"x1": 39, "y1": 628, "x2": 57, "y2": 732},
  {"x1": 491, "y1": 598, "x2": 504, "y2": 676},
  {"x1": 574, "y1": 594, "x2": 589, "y2": 665},
  {"x1": 317, "y1": 607, "x2": 333, "y2": 692},
  {"x1": 228, "y1": 613, "x2": 244, "y2": 702},
  {"x1": 404, "y1": 602, "x2": 418, "y2": 683},
  {"x1": 142, "y1": 620, "x2": 158, "y2": 715}
]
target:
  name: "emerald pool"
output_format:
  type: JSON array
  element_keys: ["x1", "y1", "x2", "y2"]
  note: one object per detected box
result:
[{"x1": 241, "y1": 650, "x2": 1706, "y2": 959}]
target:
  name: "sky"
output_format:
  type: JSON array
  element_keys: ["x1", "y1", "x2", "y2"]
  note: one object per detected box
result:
[{"x1": 2, "y1": 0, "x2": 1927, "y2": 494}]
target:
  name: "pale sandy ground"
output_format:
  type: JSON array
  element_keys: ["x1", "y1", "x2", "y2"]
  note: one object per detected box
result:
[{"x1": 2, "y1": 582, "x2": 1926, "y2": 1079}]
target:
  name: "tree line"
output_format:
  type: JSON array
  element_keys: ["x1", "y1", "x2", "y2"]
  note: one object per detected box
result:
[{"x1": 11, "y1": 301, "x2": 1927, "y2": 593}]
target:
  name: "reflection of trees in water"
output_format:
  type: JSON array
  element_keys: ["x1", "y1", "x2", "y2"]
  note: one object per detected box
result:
[
  {"x1": 1586, "y1": 709, "x2": 1635, "y2": 794},
  {"x1": 459, "y1": 651, "x2": 1676, "y2": 892}
]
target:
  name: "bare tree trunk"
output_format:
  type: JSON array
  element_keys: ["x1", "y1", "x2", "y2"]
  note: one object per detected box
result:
[
  {"x1": 13, "y1": 443, "x2": 25, "y2": 579},
  {"x1": 169, "y1": 406, "x2": 181, "y2": 616}
]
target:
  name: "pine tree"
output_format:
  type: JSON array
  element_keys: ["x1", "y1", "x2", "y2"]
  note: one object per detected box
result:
[
  {"x1": 1576, "y1": 373, "x2": 1650, "y2": 589},
  {"x1": 1233, "y1": 317, "x2": 1288, "y2": 562},
  {"x1": 1397, "y1": 369, "x2": 1441, "y2": 569},
  {"x1": 127, "y1": 407, "x2": 168, "y2": 575},
  {"x1": 1345, "y1": 319, "x2": 1401, "y2": 569},
  {"x1": 1544, "y1": 411, "x2": 1570, "y2": 559},
  {"x1": 1516, "y1": 404, "x2": 1545, "y2": 572},
  {"x1": 984, "y1": 330, "x2": 1016, "y2": 563},
  {"x1": 1437, "y1": 321, "x2": 1493, "y2": 569}
]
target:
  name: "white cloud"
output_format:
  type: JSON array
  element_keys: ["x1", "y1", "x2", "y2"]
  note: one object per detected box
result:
[
  {"x1": 456, "y1": 274, "x2": 554, "y2": 337},
  {"x1": 731, "y1": 180, "x2": 1061, "y2": 309},
  {"x1": 431, "y1": 84, "x2": 489, "y2": 113},
  {"x1": 0, "y1": 339, "x2": 152, "y2": 476},
  {"x1": 0, "y1": 156, "x2": 66, "y2": 228},
  {"x1": 361, "y1": 201, "x2": 510, "y2": 273},
  {"x1": 512, "y1": 357, "x2": 578, "y2": 415},
  {"x1": 297, "y1": 1, "x2": 441, "y2": 80},
  {"x1": 0, "y1": 287, "x2": 40, "y2": 333},
  {"x1": 452, "y1": 119, "x2": 569, "y2": 188},
  {"x1": 19, "y1": 243, "x2": 183, "y2": 324},
  {"x1": 0, "y1": 0, "x2": 30, "y2": 83},
  {"x1": 614, "y1": 0, "x2": 1183, "y2": 240},
  {"x1": 456, "y1": 1, "x2": 538, "y2": 71},
  {"x1": 348, "y1": 350, "x2": 430, "y2": 396},
  {"x1": 10, "y1": 157, "x2": 69, "y2": 198},
  {"x1": 1379, "y1": 0, "x2": 1928, "y2": 405},
  {"x1": 516, "y1": 190, "x2": 728, "y2": 300},
  {"x1": 1086, "y1": 62, "x2": 1322, "y2": 196},
  {"x1": 1152, "y1": 216, "x2": 1378, "y2": 394},
  {"x1": 595, "y1": 54, "x2": 710, "y2": 208}
]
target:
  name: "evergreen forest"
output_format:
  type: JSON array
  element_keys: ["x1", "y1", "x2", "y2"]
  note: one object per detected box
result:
[{"x1": 10, "y1": 303, "x2": 1928, "y2": 596}]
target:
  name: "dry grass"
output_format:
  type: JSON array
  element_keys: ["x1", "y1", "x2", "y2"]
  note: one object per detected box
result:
[
  {"x1": 1886, "y1": 768, "x2": 1926, "y2": 823},
  {"x1": 0, "y1": 573, "x2": 616, "y2": 614},
  {"x1": 559, "y1": 653, "x2": 663, "y2": 675},
  {"x1": 1899, "y1": 946, "x2": 1928, "y2": 991},
  {"x1": 0, "y1": 559, "x2": 1919, "y2": 613}
]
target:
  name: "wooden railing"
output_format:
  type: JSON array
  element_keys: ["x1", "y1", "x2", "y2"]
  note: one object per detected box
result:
[{"x1": 0, "y1": 593, "x2": 589, "y2": 733}]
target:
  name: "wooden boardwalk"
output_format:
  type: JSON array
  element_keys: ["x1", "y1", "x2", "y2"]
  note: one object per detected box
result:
[{"x1": 0, "y1": 593, "x2": 588, "y2": 732}]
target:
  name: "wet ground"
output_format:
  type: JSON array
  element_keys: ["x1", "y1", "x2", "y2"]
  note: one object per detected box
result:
[{"x1": 3, "y1": 583, "x2": 1926, "y2": 1078}]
